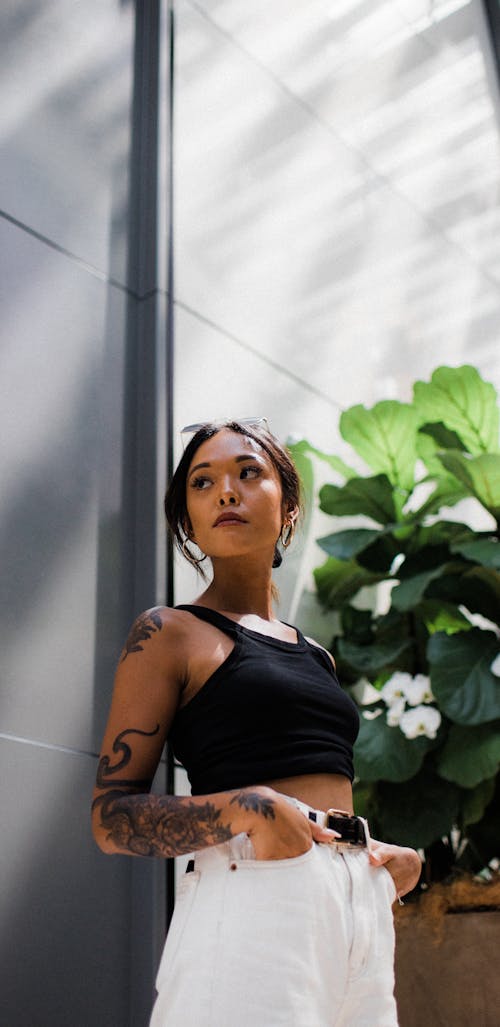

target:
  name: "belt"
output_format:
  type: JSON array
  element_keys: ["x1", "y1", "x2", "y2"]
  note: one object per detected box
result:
[{"x1": 290, "y1": 797, "x2": 371, "y2": 849}]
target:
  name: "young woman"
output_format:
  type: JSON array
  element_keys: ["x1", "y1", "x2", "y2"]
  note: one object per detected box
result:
[{"x1": 92, "y1": 420, "x2": 421, "y2": 1027}]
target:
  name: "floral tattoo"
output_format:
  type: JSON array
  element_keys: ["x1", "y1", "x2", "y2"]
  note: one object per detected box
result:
[{"x1": 121, "y1": 610, "x2": 163, "y2": 661}]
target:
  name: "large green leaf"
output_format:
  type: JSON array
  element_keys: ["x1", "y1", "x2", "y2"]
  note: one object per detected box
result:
[
  {"x1": 438, "y1": 451, "x2": 500, "y2": 518},
  {"x1": 319, "y1": 475, "x2": 397, "y2": 525},
  {"x1": 438, "y1": 722, "x2": 500, "y2": 787},
  {"x1": 413, "y1": 365, "x2": 499, "y2": 455},
  {"x1": 354, "y1": 713, "x2": 432, "y2": 782},
  {"x1": 428, "y1": 629, "x2": 500, "y2": 725},
  {"x1": 340, "y1": 401, "x2": 418, "y2": 491},
  {"x1": 337, "y1": 636, "x2": 411, "y2": 674},
  {"x1": 291, "y1": 439, "x2": 358, "y2": 481},
  {"x1": 461, "y1": 776, "x2": 497, "y2": 827},
  {"x1": 427, "y1": 565, "x2": 500, "y2": 623},
  {"x1": 450, "y1": 537, "x2": 500, "y2": 569},
  {"x1": 314, "y1": 557, "x2": 381, "y2": 609},
  {"x1": 408, "y1": 477, "x2": 470, "y2": 519},
  {"x1": 317, "y1": 528, "x2": 400, "y2": 574},
  {"x1": 377, "y1": 766, "x2": 461, "y2": 848},
  {"x1": 317, "y1": 528, "x2": 382, "y2": 561},
  {"x1": 391, "y1": 566, "x2": 447, "y2": 611},
  {"x1": 418, "y1": 599, "x2": 472, "y2": 636}
]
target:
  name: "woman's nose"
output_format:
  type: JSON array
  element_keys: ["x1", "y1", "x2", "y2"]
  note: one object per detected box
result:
[{"x1": 218, "y1": 482, "x2": 239, "y2": 505}]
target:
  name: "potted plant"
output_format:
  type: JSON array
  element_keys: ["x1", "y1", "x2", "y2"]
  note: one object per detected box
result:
[{"x1": 290, "y1": 365, "x2": 500, "y2": 1025}]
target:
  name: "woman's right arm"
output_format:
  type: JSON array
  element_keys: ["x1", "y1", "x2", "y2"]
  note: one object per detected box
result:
[{"x1": 92, "y1": 607, "x2": 335, "y2": 859}]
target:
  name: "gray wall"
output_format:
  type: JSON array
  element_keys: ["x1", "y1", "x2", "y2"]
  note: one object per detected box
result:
[{"x1": 1, "y1": 3, "x2": 169, "y2": 1025}]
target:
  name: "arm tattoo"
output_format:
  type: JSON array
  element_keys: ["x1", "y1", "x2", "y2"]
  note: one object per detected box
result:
[
  {"x1": 92, "y1": 792, "x2": 233, "y2": 857},
  {"x1": 95, "y1": 725, "x2": 160, "y2": 791},
  {"x1": 229, "y1": 790, "x2": 276, "y2": 819},
  {"x1": 121, "y1": 610, "x2": 163, "y2": 661}
]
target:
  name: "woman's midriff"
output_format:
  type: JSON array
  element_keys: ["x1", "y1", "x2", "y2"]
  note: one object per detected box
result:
[{"x1": 263, "y1": 772, "x2": 354, "y2": 815}]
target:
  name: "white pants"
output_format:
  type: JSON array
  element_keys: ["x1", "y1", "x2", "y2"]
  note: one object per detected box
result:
[{"x1": 150, "y1": 829, "x2": 398, "y2": 1027}]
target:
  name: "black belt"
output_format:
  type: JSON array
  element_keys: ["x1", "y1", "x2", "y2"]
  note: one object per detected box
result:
[{"x1": 307, "y1": 807, "x2": 370, "y2": 848}]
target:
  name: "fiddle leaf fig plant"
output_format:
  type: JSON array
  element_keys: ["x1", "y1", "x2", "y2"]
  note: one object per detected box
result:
[{"x1": 294, "y1": 365, "x2": 500, "y2": 881}]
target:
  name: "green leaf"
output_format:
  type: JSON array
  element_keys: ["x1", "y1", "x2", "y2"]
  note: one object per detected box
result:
[
  {"x1": 391, "y1": 567, "x2": 446, "y2": 611},
  {"x1": 408, "y1": 477, "x2": 470, "y2": 519},
  {"x1": 340, "y1": 400, "x2": 418, "y2": 491},
  {"x1": 450, "y1": 537, "x2": 500, "y2": 569},
  {"x1": 413, "y1": 365, "x2": 499, "y2": 455},
  {"x1": 438, "y1": 722, "x2": 500, "y2": 787},
  {"x1": 341, "y1": 606, "x2": 374, "y2": 644},
  {"x1": 438, "y1": 451, "x2": 500, "y2": 518},
  {"x1": 337, "y1": 636, "x2": 412, "y2": 674},
  {"x1": 428, "y1": 629, "x2": 500, "y2": 725},
  {"x1": 353, "y1": 712, "x2": 432, "y2": 782},
  {"x1": 418, "y1": 422, "x2": 468, "y2": 451},
  {"x1": 317, "y1": 528, "x2": 382, "y2": 561},
  {"x1": 416, "y1": 426, "x2": 466, "y2": 479},
  {"x1": 461, "y1": 776, "x2": 496, "y2": 827},
  {"x1": 290, "y1": 439, "x2": 358, "y2": 481},
  {"x1": 314, "y1": 557, "x2": 381, "y2": 609},
  {"x1": 418, "y1": 600, "x2": 472, "y2": 636},
  {"x1": 319, "y1": 475, "x2": 397, "y2": 525},
  {"x1": 377, "y1": 766, "x2": 461, "y2": 848},
  {"x1": 428, "y1": 565, "x2": 500, "y2": 624}
]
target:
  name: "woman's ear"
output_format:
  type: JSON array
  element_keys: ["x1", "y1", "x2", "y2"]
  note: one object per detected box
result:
[{"x1": 286, "y1": 504, "x2": 299, "y2": 526}]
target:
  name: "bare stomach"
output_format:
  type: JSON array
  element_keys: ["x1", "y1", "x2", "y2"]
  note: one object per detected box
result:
[{"x1": 263, "y1": 772, "x2": 354, "y2": 815}]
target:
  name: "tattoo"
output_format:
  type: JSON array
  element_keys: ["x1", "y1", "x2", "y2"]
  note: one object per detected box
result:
[
  {"x1": 230, "y1": 790, "x2": 276, "y2": 820},
  {"x1": 96, "y1": 725, "x2": 160, "y2": 791},
  {"x1": 92, "y1": 792, "x2": 233, "y2": 857},
  {"x1": 121, "y1": 610, "x2": 163, "y2": 661}
]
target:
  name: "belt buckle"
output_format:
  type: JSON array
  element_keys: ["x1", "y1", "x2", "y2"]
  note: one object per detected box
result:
[{"x1": 325, "y1": 809, "x2": 370, "y2": 849}]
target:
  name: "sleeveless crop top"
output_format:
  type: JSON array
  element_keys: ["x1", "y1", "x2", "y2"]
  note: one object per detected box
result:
[{"x1": 169, "y1": 605, "x2": 360, "y2": 795}]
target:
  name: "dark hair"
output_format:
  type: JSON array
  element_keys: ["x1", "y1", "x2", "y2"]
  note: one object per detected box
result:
[{"x1": 164, "y1": 420, "x2": 301, "y2": 575}]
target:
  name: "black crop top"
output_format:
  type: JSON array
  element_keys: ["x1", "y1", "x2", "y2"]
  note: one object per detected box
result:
[{"x1": 169, "y1": 605, "x2": 360, "y2": 795}]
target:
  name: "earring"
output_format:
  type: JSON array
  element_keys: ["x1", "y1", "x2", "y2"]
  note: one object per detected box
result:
[
  {"x1": 280, "y1": 520, "x2": 295, "y2": 548},
  {"x1": 181, "y1": 538, "x2": 207, "y2": 566}
]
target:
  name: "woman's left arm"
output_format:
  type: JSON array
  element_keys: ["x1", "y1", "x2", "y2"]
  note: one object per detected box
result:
[{"x1": 369, "y1": 840, "x2": 422, "y2": 898}]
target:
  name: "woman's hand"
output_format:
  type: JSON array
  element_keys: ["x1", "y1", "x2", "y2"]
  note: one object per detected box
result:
[
  {"x1": 368, "y1": 839, "x2": 422, "y2": 898},
  {"x1": 230, "y1": 786, "x2": 339, "y2": 860}
]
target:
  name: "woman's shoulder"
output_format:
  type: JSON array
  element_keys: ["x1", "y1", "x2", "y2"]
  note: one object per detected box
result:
[{"x1": 121, "y1": 604, "x2": 200, "y2": 661}]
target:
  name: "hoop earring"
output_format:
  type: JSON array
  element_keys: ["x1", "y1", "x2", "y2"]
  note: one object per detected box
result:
[
  {"x1": 181, "y1": 538, "x2": 207, "y2": 566},
  {"x1": 280, "y1": 520, "x2": 295, "y2": 548}
]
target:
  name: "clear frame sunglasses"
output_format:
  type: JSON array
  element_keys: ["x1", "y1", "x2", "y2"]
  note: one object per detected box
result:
[{"x1": 180, "y1": 416, "x2": 269, "y2": 449}]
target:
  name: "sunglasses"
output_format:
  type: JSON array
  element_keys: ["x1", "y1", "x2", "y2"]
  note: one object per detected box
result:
[{"x1": 180, "y1": 417, "x2": 269, "y2": 448}]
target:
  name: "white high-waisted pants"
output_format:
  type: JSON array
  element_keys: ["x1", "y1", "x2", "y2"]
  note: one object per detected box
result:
[{"x1": 150, "y1": 822, "x2": 398, "y2": 1027}]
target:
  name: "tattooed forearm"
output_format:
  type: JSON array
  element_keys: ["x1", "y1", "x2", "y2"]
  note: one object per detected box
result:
[
  {"x1": 121, "y1": 610, "x2": 163, "y2": 661},
  {"x1": 92, "y1": 792, "x2": 233, "y2": 857},
  {"x1": 229, "y1": 790, "x2": 276, "y2": 819},
  {"x1": 95, "y1": 725, "x2": 160, "y2": 791}
]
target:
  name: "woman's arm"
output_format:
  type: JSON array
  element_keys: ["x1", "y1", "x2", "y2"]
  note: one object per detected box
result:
[{"x1": 92, "y1": 607, "x2": 336, "y2": 859}]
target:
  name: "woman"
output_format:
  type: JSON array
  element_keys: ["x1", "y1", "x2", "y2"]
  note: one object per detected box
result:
[{"x1": 92, "y1": 420, "x2": 421, "y2": 1027}]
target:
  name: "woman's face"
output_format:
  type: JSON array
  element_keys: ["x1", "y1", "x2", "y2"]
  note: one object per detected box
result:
[{"x1": 185, "y1": 429, "x2": 285, "y2": 562}]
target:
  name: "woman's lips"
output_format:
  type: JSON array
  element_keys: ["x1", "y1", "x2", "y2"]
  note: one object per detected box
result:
[{"x1": 213, "y1": 513, "x2": 247, "y2": 527}]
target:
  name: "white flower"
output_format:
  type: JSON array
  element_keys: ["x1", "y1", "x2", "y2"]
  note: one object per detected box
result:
[
  {"x1": 386, "y1": 697, "x2": 405, "y2": 727},
  {"x1": 400, "y1": 705, "x2": 441, "y2": 740},
  {"x1": 362, "y1": 708, "x2": 383, "y2": 721},
  {"x1": 381, "y1": 672, "x2": 412, "y2": 705},
  {"x1": 491, "y1": 653, "x2": 500, "y2": 677},
  {"x1": 404, "y1": 674, "x2": 434, "y2": 706}
]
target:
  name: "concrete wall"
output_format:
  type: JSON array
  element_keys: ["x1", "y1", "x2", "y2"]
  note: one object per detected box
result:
[{"x1": 0, "y1": 3, "x2": 168, "y2": 1025}]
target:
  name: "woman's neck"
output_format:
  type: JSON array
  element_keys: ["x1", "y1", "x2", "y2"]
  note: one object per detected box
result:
[{"x1": 198, "y1": 556, "x2": 275, "y2": 619}]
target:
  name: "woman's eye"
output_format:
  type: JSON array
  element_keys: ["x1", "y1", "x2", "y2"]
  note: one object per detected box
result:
[
  {"x1": 190, "y1": 475, "x2": 212, "y2": 490},
  {"x1": 240, "y1": 465, "x2": 261, "y2": 479}
]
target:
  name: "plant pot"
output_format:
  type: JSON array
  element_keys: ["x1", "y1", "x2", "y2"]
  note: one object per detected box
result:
[{"x1": 394, "y1": 880, "x2": 500, "y2": 1027}]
